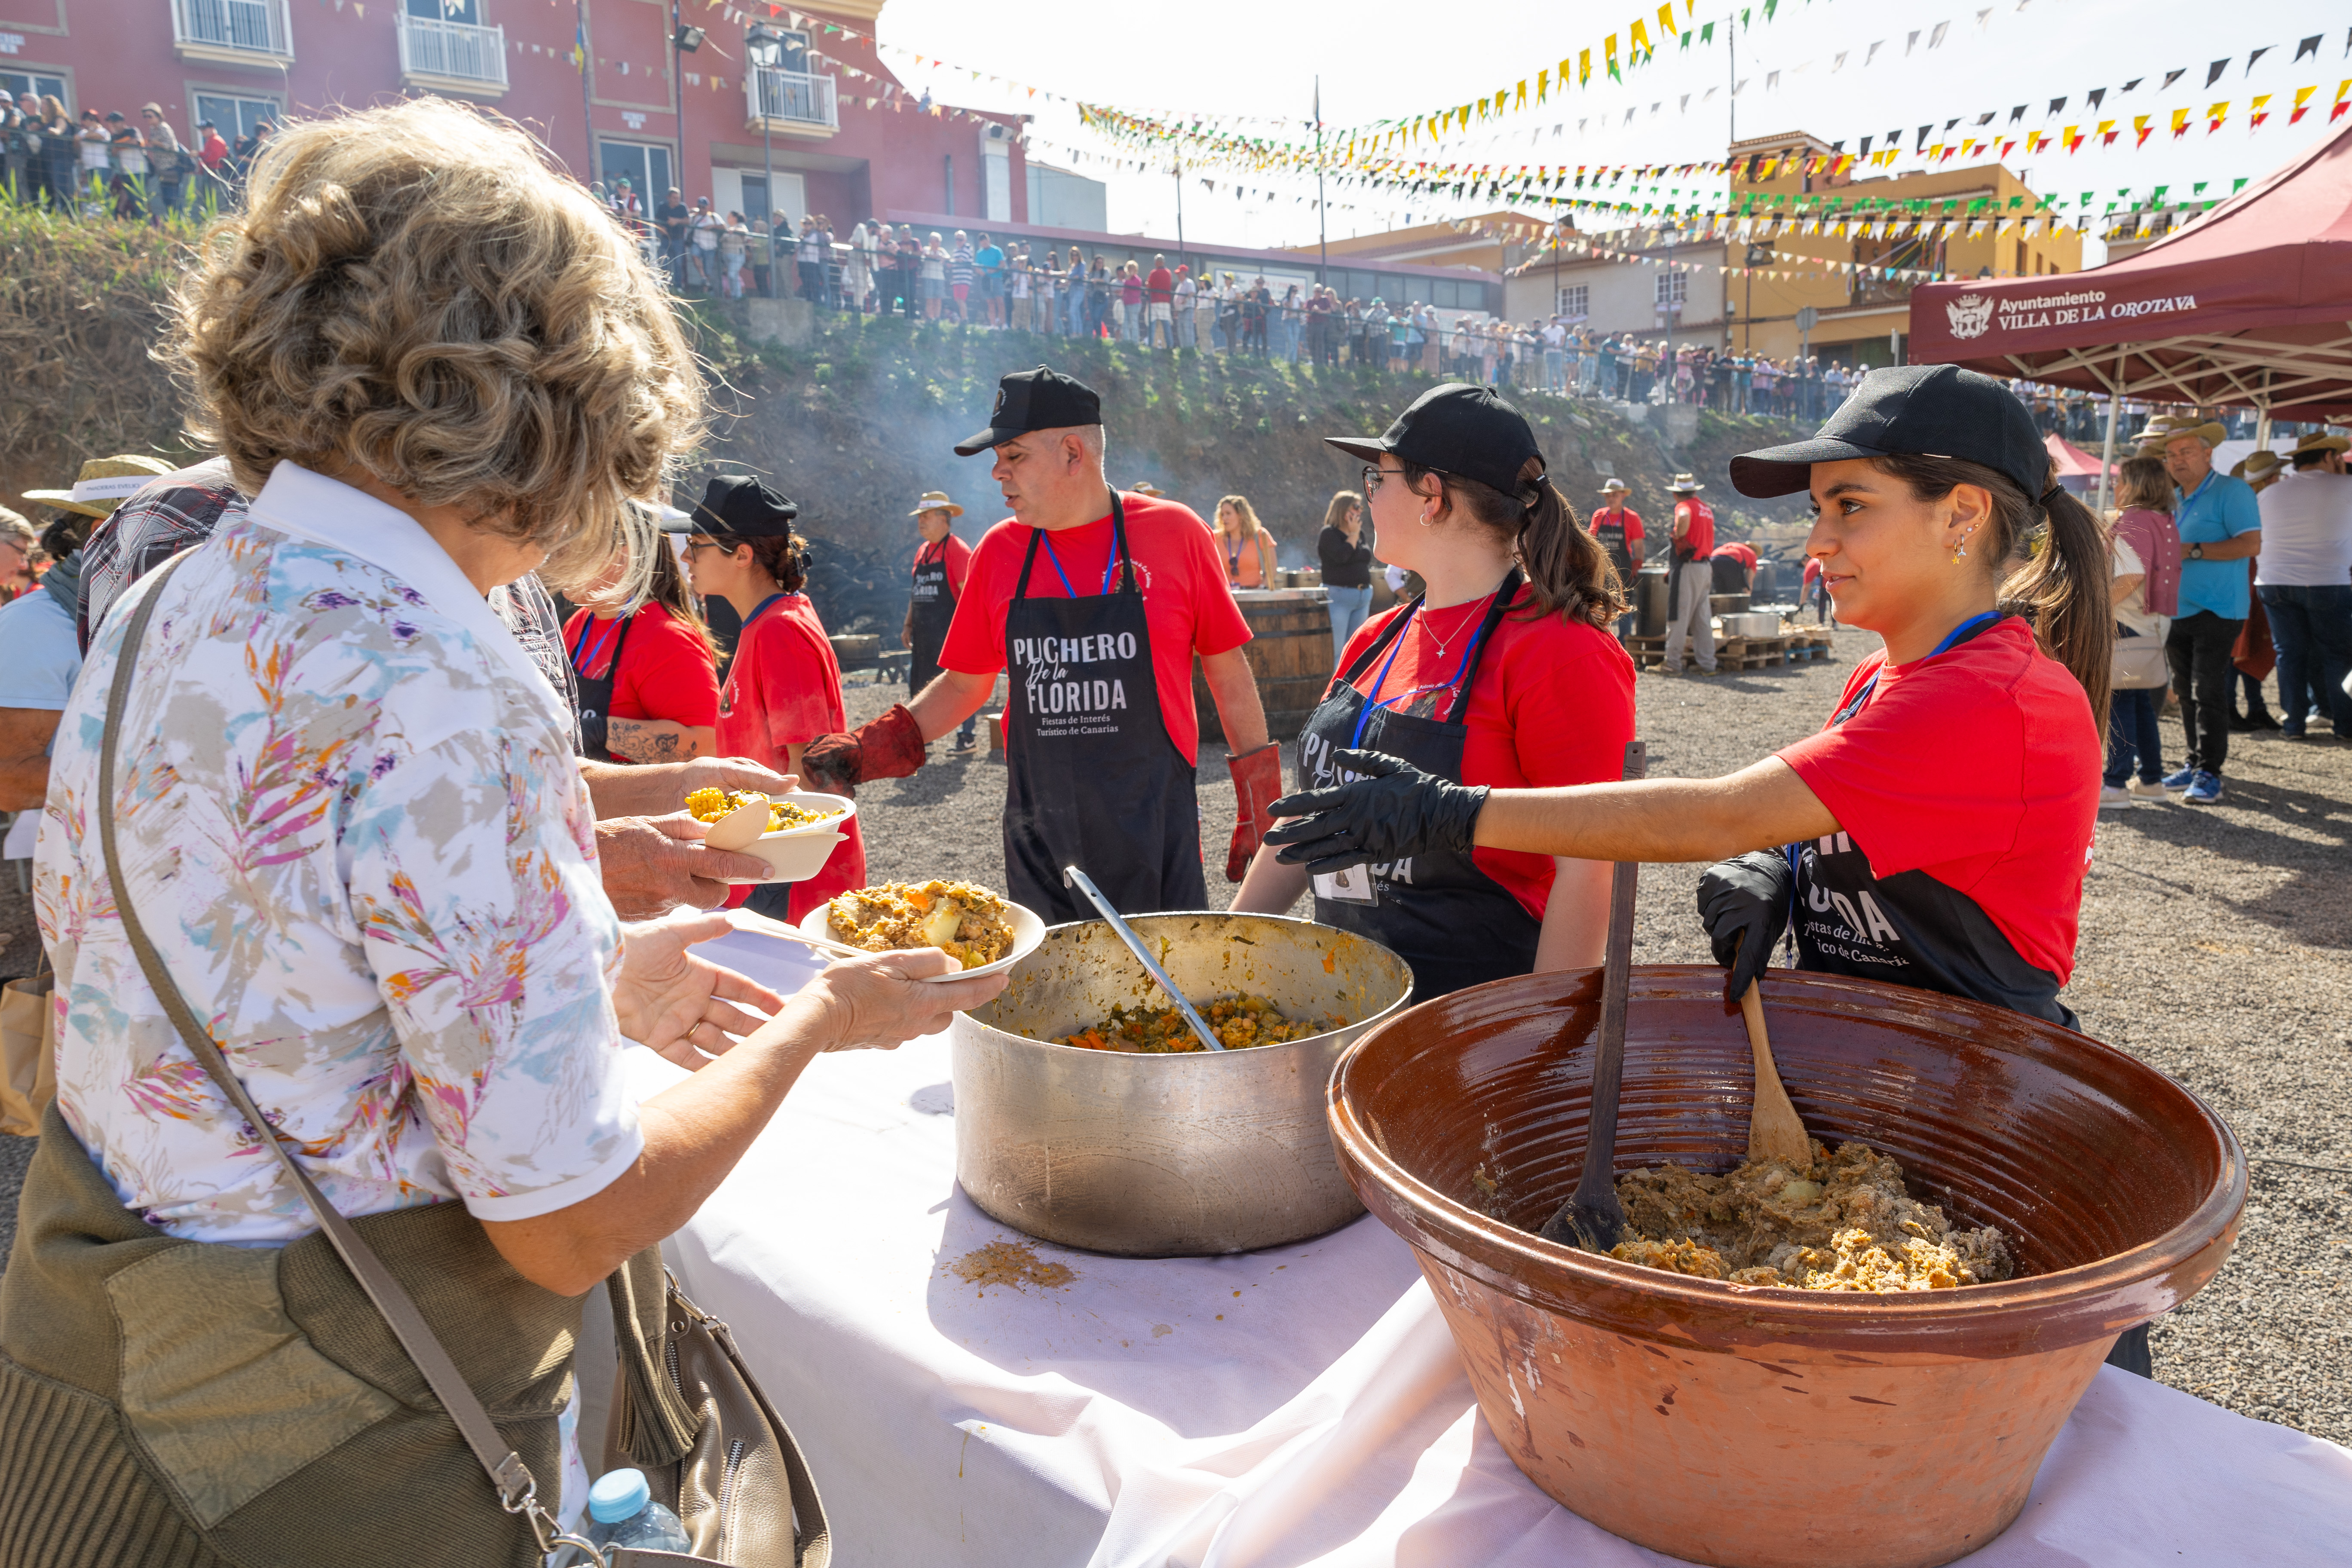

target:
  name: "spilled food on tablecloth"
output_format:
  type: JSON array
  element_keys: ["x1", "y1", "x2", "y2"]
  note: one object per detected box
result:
[{"x1": 827, "y1": 880, "x2": 1016, "y2": 970}]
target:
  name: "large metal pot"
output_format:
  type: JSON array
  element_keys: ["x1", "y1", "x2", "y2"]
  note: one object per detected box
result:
[{"x1": 952, "y1": 912, "x2": 1413, "y2": 1256}]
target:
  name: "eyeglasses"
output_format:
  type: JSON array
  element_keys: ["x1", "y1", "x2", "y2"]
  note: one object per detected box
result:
[{"x1": 1363, "y1": 464, "x2": 1446, "y2": 496}]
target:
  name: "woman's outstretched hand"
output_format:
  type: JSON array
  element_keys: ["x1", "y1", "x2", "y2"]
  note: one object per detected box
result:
[
  {"x1": 613, "y1": 909, "x2": 787, "y2": 1068},
  {"x1": 1262, "y1": 749, "x2": 1490, "y2": 877}
]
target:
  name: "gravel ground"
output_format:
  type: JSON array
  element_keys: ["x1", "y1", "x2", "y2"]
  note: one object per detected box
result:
[{"x1": 3, "y1": 631, "x2": 2345, "y2": 1446}]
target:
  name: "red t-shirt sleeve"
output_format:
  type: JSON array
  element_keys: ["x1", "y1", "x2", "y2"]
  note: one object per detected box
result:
[
  {"x1": 1776, "y1": 656, "x2": 2025, "y2": 886},
  {"x1": 751, "y1": 619, "x2": 844, "y2": 749},
  {"x1": 1623, "y1": 509, "x2": 1644, "y2": 545},
  {"x1": 1498, "y1": 620, "x2": 1636, "y2": 789},
  {"x1": 939, "y1": 523, "x2": 1017, "y2": 676},
  {"x1": 945, "y1": 534, "x2": 974, "y2": 597},
  {"x1": 615, "y1": 606, "x2": 720, "y2": 726}
]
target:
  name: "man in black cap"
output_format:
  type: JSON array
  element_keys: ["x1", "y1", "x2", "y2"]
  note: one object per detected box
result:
[{"x1": 803, "y1": 365, "x2": 1276, "y2": 921}]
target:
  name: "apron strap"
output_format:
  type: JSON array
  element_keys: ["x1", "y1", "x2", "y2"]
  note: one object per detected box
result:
[
  {"x1": 1445, "y1": 569, "x2": 1523, "y2": 728},
  {"x1": 1014, "y1": 489, "x2": 1133, "y2": 602}
]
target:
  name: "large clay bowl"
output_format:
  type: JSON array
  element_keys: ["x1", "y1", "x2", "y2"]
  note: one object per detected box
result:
[{"x1": 1327, "y1": 966, "x2": 2244, "y2": 1568}]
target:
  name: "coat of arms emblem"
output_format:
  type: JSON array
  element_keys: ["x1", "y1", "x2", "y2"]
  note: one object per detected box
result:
[{"x1": 1945, "y1": 294, "x2": 1995, "y2": 340}]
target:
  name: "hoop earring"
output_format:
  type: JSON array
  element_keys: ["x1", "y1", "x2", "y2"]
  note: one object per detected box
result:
[{"x1": 1951, "y1": 524, "x2": 1978, "y2": 564}]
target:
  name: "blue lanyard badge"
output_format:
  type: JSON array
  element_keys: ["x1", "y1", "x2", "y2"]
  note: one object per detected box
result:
[
  {"x1": 1829, "y1": 610, "x2": 2002, "y2": 727},
  {"x1": 570, "y1": 613, "x2": 622, "y2": 674},
  {"x1": 1038, "y1": 533, "x2": 1118, "y2": 597},
  {"x1": 1347, "y1": 601, "x2": 1495, "y2": 748}
]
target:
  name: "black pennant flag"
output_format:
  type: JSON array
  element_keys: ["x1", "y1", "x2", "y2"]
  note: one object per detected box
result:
[
  {"x1": 2204, "y1": 59, "x2": 2230, "y2": 89},
  {"x1": 2245, "y1": 46, "x2": 2271, "y2": 74},
  {"x1": 2162, "y1": 68, "x2": 2187, "y2": 90},
  {"x1": 2087, "y1": 88, "x2": 2106, "y2": 110},
  {"x1": 2009, "y1": 104, "x2": 2027, "y2": 122},
  {"x1": 2294, "y1": 35, "x2": 2319, "y2": 63}
]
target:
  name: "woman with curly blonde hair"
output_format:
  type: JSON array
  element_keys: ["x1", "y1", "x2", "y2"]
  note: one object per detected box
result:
[{"x1": 0, "y1": 98, "x2": 1002, "y2": 1567}]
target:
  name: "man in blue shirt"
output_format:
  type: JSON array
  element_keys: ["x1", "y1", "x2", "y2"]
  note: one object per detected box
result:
[{"x1": 2159, "y1": 418, "x2": 2263, "y2": 803}]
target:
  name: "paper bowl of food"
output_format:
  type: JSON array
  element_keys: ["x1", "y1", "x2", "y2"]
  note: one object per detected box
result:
[
  {"x1": 802, "y1": 880, "x2": 1045, "y2": 983},
  {"x1": 684, "y1": 787, "x2": 856, "y2": 885}
]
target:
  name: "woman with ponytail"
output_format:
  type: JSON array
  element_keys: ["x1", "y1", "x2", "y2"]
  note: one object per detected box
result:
[
  {"x1": 1263, "y1": 364, "x2": 2111, "y2": 1032},
  {"x1": 1231, "y1": 384, "x2": 1633, "y2": 997}
]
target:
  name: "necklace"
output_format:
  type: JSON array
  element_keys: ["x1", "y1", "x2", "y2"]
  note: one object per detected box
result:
[{"x1": 1414, "y1": 589, "x2": 1499, "y2": 665}]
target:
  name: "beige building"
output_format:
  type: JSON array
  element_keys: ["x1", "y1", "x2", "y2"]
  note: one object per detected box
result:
[{"x1": 1502, "y1": 131, "x2": 2082, "y2": 368}]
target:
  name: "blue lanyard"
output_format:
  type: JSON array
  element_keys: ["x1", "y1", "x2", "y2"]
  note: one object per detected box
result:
[
  {"x1": 569, "y1": 612, "x2": 624, "y2": 675},
  {"x1": 1828, "y1": 610, "x2": 2003, "y2": 728},
  {"x1": 741, "y1": 592, "x2": 791, "y2": 633},
  {"x1": 1348, "y1": 597, "x2": 1497, "y2": 748},
  {"x1": 1038, "y1": 533, "x2": 1118, "y2": 598}
]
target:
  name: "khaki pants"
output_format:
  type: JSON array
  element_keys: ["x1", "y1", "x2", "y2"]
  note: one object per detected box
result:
[{"x1": 1663, "y1": 560, "x2": 1717, "y2": 672}]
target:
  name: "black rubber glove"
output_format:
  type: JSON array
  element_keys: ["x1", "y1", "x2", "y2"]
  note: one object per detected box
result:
[
  {"x1": 1695, "y1": 849, "x2": 1794, "y2": 1003},
  {"x1": 1262, "y1": 749, "x2": 1489, "y2": 878}
]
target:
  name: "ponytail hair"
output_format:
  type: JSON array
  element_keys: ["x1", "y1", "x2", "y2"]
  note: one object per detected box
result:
[
  {"x1": 1871, "y1": 455, "x2": 2114, "y2": 719},
  {"x1": 1397, "y1": 455, "x2": 1624, "y2": 628}
]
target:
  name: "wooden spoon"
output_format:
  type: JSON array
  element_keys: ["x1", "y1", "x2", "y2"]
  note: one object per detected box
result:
[
  {"x1": 1740, "y1": 979, "x2": 1814, "y2": 1167},
  {"x1": 1539, "y1": 740, "x2": 1646, "y2": 1254}
]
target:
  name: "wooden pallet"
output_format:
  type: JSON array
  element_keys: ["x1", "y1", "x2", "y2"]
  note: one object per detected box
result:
[{"x1": 1626, "y1": 628, "x2": 1825, "y2": 672}]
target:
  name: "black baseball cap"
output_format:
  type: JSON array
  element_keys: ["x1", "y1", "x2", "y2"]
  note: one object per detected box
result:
[
  {"x1": 661, "y1": 474, "x2": 799, "y2": 536},
  {"x1": 954, "y1": 364, "x2": 1103, "y2": 456},
  {"x1": 1324, "y1": 383, "x2": 1544, "y2": 499},
  {"x1": 1729, "y1": 364, "x2": 2047, "y2": 500}
]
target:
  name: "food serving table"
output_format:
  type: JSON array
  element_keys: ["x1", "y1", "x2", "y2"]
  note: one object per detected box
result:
[{"x1": 619, "y1": 930, "x2": 2352, "y2": 1568}]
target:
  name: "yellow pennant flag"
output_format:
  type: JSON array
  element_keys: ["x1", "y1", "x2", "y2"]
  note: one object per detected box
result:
[
  {"x1": 1538, "y1": 68, "x2": 1551, "y2": 102},
  {"x1": 1629, "y1": 20, "x2": 1652, "y2": 57},
  {"x1": 2171, "y1": 106, "x2": 2193, "y2": 135},
  {"x1": 1516, "y1": 80, "x2": 1528, "y2": 109},
  {"x1": 1659, "y1": 3, "x2": 1677, "y2": 37},
  {"x1": 1580, "y1": 49, "x2": 1592, "y2": 85},
  {"x1": 1605, "y1": 34, "x2": 1619, "y2": 65}
]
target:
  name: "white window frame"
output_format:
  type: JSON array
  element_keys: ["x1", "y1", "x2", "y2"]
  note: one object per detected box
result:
[
  {"x1": 1556, "y1": 284, "x2": 1589, "y2": 320},
  {"x1": 1654, "y1": 266, "x2": 1688, "y2": 312}
]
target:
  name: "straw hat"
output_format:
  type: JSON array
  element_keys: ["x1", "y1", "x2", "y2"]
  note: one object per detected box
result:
[
  {"x1": 2289, "y1": 430, "x2": 2349, "y2": 458},
  {"x1": 2139, "y1": 416, "x2": 2226, "y2": 449},
  {"x1": 1130, "y1": 481, "x2": 1167, "y2": 497},
  {"x1": 907, "y1": 490, "x2": 964, "y2": 518},
  {"x1": 2235, "y1": 450, "x2": 2284, "y2": 481},
  {"x1": 1665, "y1": 473, "x2": 1705, "y2": 493},
  {"x1": 1598, "y1": 477, "x2": 1630, "y2": 496},
  {"x1": 22, "y1": 453, "x2": 175, "y2": 518}
]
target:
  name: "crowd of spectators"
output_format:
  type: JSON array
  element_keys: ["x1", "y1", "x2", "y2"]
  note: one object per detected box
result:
[{"x1": 0, "y1": 96, "x2": 261, "y2": 221}]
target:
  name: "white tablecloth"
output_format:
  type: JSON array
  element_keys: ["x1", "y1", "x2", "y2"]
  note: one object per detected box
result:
[{"x1": 633, "y1": 931, "x2": 2352, "y2": 1568}]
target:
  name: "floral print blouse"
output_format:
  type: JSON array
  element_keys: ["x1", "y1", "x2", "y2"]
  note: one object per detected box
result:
[{"x1": 37, "y1": 463, "x2": 641, "y2": 1245}]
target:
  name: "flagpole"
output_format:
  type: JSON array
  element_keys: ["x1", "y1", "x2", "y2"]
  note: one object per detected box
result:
[{"x1": 1315, "y1": 77, "x2": 1328, "y2": 290}]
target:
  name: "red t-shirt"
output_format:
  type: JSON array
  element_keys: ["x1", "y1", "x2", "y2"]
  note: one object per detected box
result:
[
  {"x1": 1338, "y1": 588, "x2": 1637, "y2": 922},
  {"x1": 717, "y1": 594, "x2": 865, "y2": 918},
  {"x1": 1776, "y1": 617, "x2": 2098, "y2": 983},
  {"x1": 1590, "y1": 505, "x2": 1644, "y2": 548},
  {"x1": 938, "y1": 492, "x2": 1253, "y2": 763},
  {"x1": 911, "y1": 534, "x2": 974, "y2": 595},
  {"x1": 1146, "y1": 266, "x2": 1174, "y2": 304},
  {"x1": 1712, "y1": 541, "x2": 1758, "y2": 571},
  {"x1": 561, "y1": 603, "x2": 720, "y2": 726},
  {"x1": 1674, "y1": 498, "x2": 1715, "y2": 558}
]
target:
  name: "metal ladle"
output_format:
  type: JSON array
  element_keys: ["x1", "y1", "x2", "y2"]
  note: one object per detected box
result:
[{"x1": 1062, "y1": 865, "x2": 1226, "y2": 1053}]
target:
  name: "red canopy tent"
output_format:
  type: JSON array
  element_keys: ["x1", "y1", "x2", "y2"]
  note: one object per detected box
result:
[
  {"x1": 2044, "y1": 431, "x2": 2112, "y2": 491},
  {"x1": 1911, "y1": 122, "x2": 2352, "y2": 499}
]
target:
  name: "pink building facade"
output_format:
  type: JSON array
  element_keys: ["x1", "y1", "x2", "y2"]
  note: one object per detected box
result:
[{"x1": 0, "y1": 0, "x2": 1029, "y2": 227}]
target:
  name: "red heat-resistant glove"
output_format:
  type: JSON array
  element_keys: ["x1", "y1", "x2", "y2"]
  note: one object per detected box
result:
[
  {"x1": 801, "y1": 703, "x2": 928, "y2": 796},
  {"x1": 1226, "y1": 741, "x2": 1284, "y2": 882}
]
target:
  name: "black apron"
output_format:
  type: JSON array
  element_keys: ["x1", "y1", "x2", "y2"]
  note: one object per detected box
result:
[
  {"x1": 1001, "y1": 493, "x2": 1206, "y2": 924},
  {"x1": 908, "y1": 538, "x2": 959, "y2": 696},
  {"x1": 569, "y1": 609, "x2": 634, "y2": 763},
  {"x1": 1299, "y1": 570, "x2": 1538, "y2": 999},
  {"x1": 1590, "y1": 507, "x2": 1637, "y2": 585},
  {"x1": 1782, "y1": 612, "x2": 2075, "y2": 1028}
]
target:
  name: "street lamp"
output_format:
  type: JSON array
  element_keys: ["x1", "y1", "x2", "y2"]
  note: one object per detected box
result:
[
  {"x1": 746, "y1": 23, "x2": 783, "y2": 299},
  {"x1": 1744, "y1": 242, "x2": 1773, "y2": 355}
]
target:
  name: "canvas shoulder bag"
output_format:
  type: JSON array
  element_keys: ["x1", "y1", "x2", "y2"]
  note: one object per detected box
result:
[
  {"x1": 0, "y1": 947, "x2": 57, "y2": 1138},
  {"x1": 95, "y1": 553, "x2": 827, "y2": 1568}
]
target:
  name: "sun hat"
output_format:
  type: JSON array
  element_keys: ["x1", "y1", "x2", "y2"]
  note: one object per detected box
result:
[
  {"x1": 1727, "y1": 364, "x2": 2046, "y2": 501},
  {"x1": 2235, "y1": 450, "x2": 2284, "y2": 481},
  {"x1": 1664, "y1": 473, "x2": 1705, "y2": 493},
  {"x1": 1130, "y1": 481, "x2": 1166, "y2": 497},
  {"x1": 2157, "y1": 419, "x2": 2227, "y2": 448},
  {"x1": 2289, "y1": 430, "x2": 2349, "y2": 458},
  {"x1": 21, "y1": 453, "x2": 175, "y2": 518},
  {"x1": 908, "y1": 490, "x2": 964, "y2": 517},
  {"x1": 1598, "y1": 477, "x2": 1630, "y2": 496}
]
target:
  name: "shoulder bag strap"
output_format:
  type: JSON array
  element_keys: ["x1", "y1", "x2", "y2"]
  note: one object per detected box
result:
[{"x1": 93, "y1": 552, "x2": 603, "y2": 1564}]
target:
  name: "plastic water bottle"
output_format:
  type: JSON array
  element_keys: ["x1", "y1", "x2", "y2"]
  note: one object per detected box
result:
[{"x1": 583, "y1": 1467, "x2": 692, "y2": 1557}]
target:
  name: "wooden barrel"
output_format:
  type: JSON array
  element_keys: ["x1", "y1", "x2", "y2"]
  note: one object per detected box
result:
[{"x1": 1195, "y1": 588, "x2": 1335, "y2": 747}]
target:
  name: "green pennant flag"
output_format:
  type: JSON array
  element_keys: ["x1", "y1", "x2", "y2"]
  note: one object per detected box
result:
[{"x1": 1702, "y1": 21, "x2": 1715, "y2": 42}]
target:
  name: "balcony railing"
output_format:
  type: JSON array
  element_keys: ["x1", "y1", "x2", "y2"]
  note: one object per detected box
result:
[
  {"x1": 743, "y1": 67, "x2": 838, "y2": 132},
  {"x1": 398, "y1": 14, "x2": 509, "y2": 89},
  {"x1": 173, "y1": 0, "x2": 293, "y2": 59}
]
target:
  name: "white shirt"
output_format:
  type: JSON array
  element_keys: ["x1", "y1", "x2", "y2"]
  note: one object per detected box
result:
[
  {"x1": 41, "y1": 463, "x2": 639, "y2": 1246},
  {"x1": 2112, "y1": 535, "x2": 2166, "y2": 640},
  {"x1": 2254, "y1": 469, "x2": 2352, "y2": 587}
]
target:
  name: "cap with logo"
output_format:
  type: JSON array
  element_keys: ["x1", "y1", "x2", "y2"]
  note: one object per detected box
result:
[
  {"x1": 1728, "y1": 364, "x2": 2049, "y2": 501},
  {"x1": 954, "y1": 364, "x2": 1103, "y2": 456},
  {"x1": 658, "y1": 474, "x2": 800, "y2": 536},
  {"x1": 22, "y1": 453, "x2": 176, "y2": 518},
  {"x1": 1323, "y1": 383, "x2": 1544, "y2": 499}
]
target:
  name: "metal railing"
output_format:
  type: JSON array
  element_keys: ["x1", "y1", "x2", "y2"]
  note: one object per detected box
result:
[
  {"x1": 743, "y1": 67, "x2": 839, "y2": 130},
  {"x1": 173, "y1": 0, "x2": 292, "y2": 57},
  {"x1": 397, "y1": 15, "x2": 508, "y2": 87}
]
